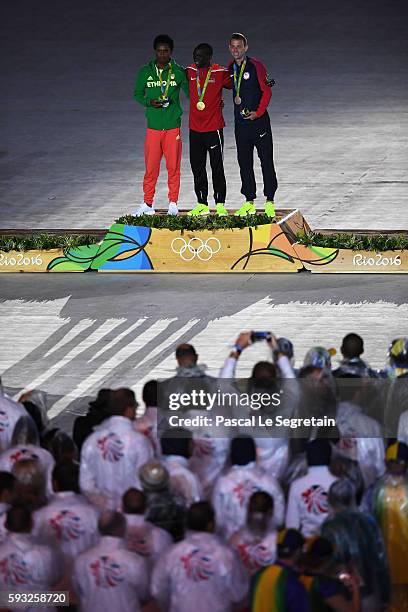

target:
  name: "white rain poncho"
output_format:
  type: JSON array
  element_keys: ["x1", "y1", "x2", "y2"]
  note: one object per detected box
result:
[
  {"x1": 73, "y1": 535, "x2": 149, "y2": 612},
  {"x1": 336, "y1": 401, "x2": 385, "y2": 488},
  {"x1": 229, "y1": 525, "x2": 277, "y2": 576},
  {"x1": 0, "y1": 533, "x2": 62, "y2": 612},
  {"x1": 286, "y1": 465, "x2": 338, "y2": 537},
  {"x1": 33, "y1": 491, "x2": 99, "y2": 565},
  {"x1": 0, "y1": 444, "x2": 55, "y2": 498},
  {"x1": 163, "y1": 455, "x2": 203, "y2": 506},
  {"x1": 0, "y1": 392, "x2": 26, "y2": 453},
  {"x1": 212, "y1": 462, "x2": 285, "y2": 539},
  {"x1": 151, "y1": 531, "x2": 248, "y2": 612},
  {"x1": 80, "y1": 415, "x2": 153, "y2": 510},
  {"x1": 124, "y1": 513, "x2": 172, "y2": 577}
]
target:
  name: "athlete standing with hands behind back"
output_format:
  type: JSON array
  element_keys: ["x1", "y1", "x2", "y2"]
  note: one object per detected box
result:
[
  {"x1": 186, "y1": 44, "x2": 231, "y2": 217},
  {"x1": 228, "y1": 33, "x2": 278, "y2": 218}
]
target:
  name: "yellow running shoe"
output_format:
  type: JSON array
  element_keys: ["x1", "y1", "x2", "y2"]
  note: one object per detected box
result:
[
  {"x1": 215, "y1": 203, "x2": 228, "y2": 216},
  {"x1": 234, "y1": 201, "x2": 256, "y2": 216},
  {"x1": 187, "y1": 203, "x2": 210, "y2": 216},
  {"x1": 264, "y1": 201, "x2": 276, "y2": 218}
]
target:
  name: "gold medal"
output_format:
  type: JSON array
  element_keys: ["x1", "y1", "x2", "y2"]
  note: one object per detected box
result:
[
  {"x1": 234, "y1": 95, "x2": 241, "y2": 105},
  {"x1": 196, "y1": 101, "x2": 206, "y2": 111}
]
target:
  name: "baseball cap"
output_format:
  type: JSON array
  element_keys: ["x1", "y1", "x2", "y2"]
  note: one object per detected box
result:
[{"x1": 277, "y1": 528, "x2": 305, "y2": 556}]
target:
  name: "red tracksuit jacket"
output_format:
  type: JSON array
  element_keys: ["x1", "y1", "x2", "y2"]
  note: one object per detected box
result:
[{"x1": 186, "y1": 63, "x2": 231, "y2": 132}]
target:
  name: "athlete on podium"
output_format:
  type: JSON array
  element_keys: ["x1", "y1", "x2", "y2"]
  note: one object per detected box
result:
[{"x1": 186, "y1": 44, "x2": 231, "y2": 217}]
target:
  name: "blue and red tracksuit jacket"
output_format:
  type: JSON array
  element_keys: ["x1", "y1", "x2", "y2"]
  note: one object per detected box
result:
[{"x1": 228, "y1": 56, "x2": 272, "y2": 124}]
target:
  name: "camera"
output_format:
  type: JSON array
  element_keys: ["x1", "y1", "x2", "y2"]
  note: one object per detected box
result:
[{"x1": 251, "y1": 331, "x2": 272, "y2": 343}]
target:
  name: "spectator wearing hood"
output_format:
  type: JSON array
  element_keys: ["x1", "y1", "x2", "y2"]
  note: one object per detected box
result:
[
  {"x1": 0, "y1": 416, "x2": 55, "y2": 498},
  {"x1": 212, "y1": 436, "x2": 285, "y2": 539},
  {"x1": 229, "y1": 491, "x2": 277, "y2": 577},
  {"x1": 329, "y1": 455, "x2": 365, "y2": 507},
  {"x1": 161, "y1": 428, "x2": 203, "y2": 506},
  {"x1": 370, "y1": 441, "x2": 408, "y2": 611},
  {"x1": 321, "y1": 479, "x2": 390, "y2": 611},
  {"x1": 334, "y1": 372, "x2": 385, "y2": 488}
]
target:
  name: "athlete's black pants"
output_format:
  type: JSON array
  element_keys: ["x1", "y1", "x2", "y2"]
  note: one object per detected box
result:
[
  {"x1": 235, "y1": 114, "x2": 278, "y2": 201},
  {"x1": 189, "y1": 129, "x2": 226, "y2": 204}
]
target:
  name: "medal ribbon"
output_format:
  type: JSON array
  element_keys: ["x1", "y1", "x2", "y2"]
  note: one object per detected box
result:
[
  {"x1": 233, "y1": 60, "x2": 246, "y2": 97},
  {"x1": 156, "y1": 62, "x2": 173, "y2": 98},
  {"x1": 196, "y1": 66, "x2": 212, "y2": 104}
]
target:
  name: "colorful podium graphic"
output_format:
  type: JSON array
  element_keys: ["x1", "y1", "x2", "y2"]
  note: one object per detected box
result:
[{"x1": 0, "y1": 209, "x2": 406, "y2": 273}]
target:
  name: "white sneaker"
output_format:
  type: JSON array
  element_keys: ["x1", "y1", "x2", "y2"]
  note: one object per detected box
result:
[
  {"x1": 167, "y1": 202, "x2": 178, "y2": 216},
  {"x1": 133, "y1": 202, "x2": 156, "y2": 216}
]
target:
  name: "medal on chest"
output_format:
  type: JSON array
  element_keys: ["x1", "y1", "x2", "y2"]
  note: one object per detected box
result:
[
  {"x1": 196, "y1": 66, "x2": 212, "y2": 111},
  {"x1": 233, "y1": 60, "x2": 246, "y2": 105}
]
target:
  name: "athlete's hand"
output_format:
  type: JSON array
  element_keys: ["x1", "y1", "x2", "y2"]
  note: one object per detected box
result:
[
  {"x1": 150, "y1": 99, "x2": 163, "y2": 108},
  {"x1": 244, "y1": 111, "x2": 258, "y2": 121}
]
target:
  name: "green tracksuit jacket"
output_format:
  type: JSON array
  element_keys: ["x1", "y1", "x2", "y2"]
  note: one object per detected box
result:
[{"x1": 134, "y1": 59, "x2": 189, "y2": 130}]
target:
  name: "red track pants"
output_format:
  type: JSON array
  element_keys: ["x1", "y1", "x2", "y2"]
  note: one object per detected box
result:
[{"x1": 143, "y1": 127, "x2": 182, "y2": 205}]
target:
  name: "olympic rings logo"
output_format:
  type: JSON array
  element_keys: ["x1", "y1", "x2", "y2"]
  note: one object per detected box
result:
[{"x1": 171, "y1": 236, "x2": 221, "y2": 261}]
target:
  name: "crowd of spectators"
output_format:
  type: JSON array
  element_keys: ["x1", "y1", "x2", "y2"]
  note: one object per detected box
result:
[{"x1": 0, "y1": 332, "x2": 407, "y2": 611}]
